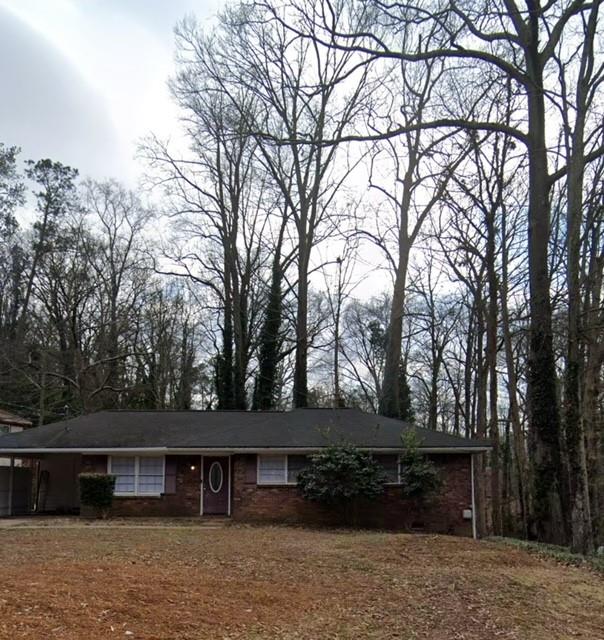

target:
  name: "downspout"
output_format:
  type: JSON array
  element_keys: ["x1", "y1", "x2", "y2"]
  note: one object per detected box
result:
[
  {"x1": 471, "y1": 454, "x2": 477, "y2": 540},
  {"x1": 8, "y1": 455, "x2": 14, "y2": 517}
]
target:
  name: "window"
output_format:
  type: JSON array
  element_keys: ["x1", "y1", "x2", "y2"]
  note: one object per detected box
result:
[
  {"x1": 208, "y1": 461, "x2": 224, "y2": 493},
  {"x1": 287, "y1": 455, "x2": 308, "y2": 483},
  {"x1": 138, "y1": 457, "x2": 165, "y2": 495},
  {"x1": 257, "y1": 455, "x2": 309, "y2": 485},
  {"x1": 0, "y1": 425, "x2": 9, "y2": 434},
  {"x1": 111, "y1": 456, "x2": 136, "y2": 494},
  {"x1": 108, "y1": 456, "x2": 165, "y2": 496},
  {"x1": 374, "y1": 455, "x2": 400, "y2": 484},
  {"x1": 258, "y1": 455, "x2": 286, "y2": 484}
]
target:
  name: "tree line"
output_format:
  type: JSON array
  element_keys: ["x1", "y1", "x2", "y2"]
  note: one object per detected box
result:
[{"x1": 1, "y1": 0, "x2": 603, "y2": 553}]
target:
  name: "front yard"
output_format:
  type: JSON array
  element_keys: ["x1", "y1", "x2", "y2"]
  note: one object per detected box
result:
[{"x1": 0, "y1": 523, "x2": 602, "y2": 639}]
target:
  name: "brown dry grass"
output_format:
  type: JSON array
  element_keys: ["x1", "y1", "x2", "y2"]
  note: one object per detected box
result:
[{"x1": 0, "y1": 524, "x2": 602, "y2": 639}]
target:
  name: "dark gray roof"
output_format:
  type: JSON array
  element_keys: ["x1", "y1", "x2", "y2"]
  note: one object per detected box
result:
[{"x1": 0, "y1": 408, "x2": 490, "y2": 452}]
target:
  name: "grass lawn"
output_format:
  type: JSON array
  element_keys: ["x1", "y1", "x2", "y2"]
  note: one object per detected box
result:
[{"x1": 0, "y1": 524, "x2": 602, "y2": 639}]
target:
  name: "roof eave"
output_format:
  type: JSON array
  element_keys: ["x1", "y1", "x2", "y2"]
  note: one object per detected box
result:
[{"x1": 0, "y1": 445, "x2": 491, "y2": 455}]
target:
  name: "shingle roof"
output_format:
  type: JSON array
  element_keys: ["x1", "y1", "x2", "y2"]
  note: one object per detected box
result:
[
  {"x1": 0, "y1": 408, "x2": 489, "y2": 452},
  {"x1": 0, "y1": 409, "x2": 32, "y2": 428}
]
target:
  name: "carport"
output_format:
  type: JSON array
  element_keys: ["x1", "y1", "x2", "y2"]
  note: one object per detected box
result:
[
  {"x1": 0, "y1": 452, "x2": 82, "y2": 516},
  {"x1": 0, "y1": 456, "x2": 31, "y2": 516}
]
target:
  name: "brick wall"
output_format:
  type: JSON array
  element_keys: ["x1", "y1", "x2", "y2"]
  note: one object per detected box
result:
[
  {"x1": 79, "y1": 452, "x2": 474, "y2": 535},
  {"x1": 81, "y1": 454, "x2": 201, "y2": 517},
  {"x1": 231, "y1": 453, "x2": 473, "y2": 536}
]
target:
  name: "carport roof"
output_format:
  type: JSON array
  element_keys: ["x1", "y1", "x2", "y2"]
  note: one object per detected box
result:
[{"x1": 0, "y1": 407, "x2": 490, "y2": 453}]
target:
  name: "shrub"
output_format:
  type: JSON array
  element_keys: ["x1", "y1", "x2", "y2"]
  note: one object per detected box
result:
[
  {"x1": 399, "y1": 431, "x2": 442, "y2": 502},
  {"x1": 79, "y1": 473, "x2": 115, "y2": 518},
  {"x1": 297, "y1": 445, "x2": 387, "y2": 525}
]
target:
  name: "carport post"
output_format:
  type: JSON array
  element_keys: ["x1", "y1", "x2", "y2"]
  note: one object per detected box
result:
[{"x1": 8, "y1": 455, "x2": 14, "y2": 517}]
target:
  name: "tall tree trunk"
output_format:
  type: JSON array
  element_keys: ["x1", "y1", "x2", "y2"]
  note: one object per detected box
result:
[
  {"x1": 463, "y1": 302, "x2": 476, "y2": 438},
  {"x1": 500, "y1": 217, "x2": 530, "y2": 538},
  {"x1": 217, "y1": 259, "x2": 235, "y2": 410},
  {"x1": 474, "y1": 287, "x2": 488, "y2": 536},
  {"x1": 293, "y1": 233, "x2": 310, "y2": 407},
  {"x1": 561, "y1": 2, "x2": 601, "y2": 554},
  {"x1": 564, "y1": 118, "x2": 595, "y2": 554},
  {"x1": 583, "y1": 219, "x2": 604, "y2": 543},
  {"x1": 253, "y1": 233, "x2": 284, "y2": 411},
  {"x1": 524, "y1": 14, "x2": 566, "y2": 543},
  {"x1": 486, "y1": 206, "x2": 502, "y2": 536},
  {"x1": 379, "y1": 182, "x2": 412, "y2": 418}
]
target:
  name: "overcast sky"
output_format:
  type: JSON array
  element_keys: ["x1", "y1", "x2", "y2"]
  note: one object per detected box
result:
[{"x1": 0, "y1": 0, "x2": 223, "y2": 184}]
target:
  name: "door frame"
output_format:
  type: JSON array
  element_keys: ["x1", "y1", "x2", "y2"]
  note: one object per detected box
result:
[{"x1": 200, "y1": 454, "x2": 231, "y2": 517}]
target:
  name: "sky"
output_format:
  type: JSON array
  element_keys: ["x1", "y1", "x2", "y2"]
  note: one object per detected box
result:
[
  {"x1": 0, "y1": 0, "x2": 387, "y2": 300},
  {"x1": 0, "y1": 0, "x2": 223, "y2": 184}
]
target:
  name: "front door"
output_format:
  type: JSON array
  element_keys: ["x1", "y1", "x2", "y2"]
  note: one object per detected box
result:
[{"x1": 202, "y1": 456, "x2": 229, "y2": 515}]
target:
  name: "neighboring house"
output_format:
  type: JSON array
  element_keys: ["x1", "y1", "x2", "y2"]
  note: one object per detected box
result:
[
  {"x1": 0, "y1": 409, "x2": 33, "y2": 516},
  {"x1": 0, "y1": 407, "x2": 489, "y2": 535},
  {"x1": 0, "y1": 409, "x2": 32, "y2": 466}
]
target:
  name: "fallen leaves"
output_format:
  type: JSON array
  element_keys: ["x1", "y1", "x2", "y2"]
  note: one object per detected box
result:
[{"x1": 0, "y1": 525, "x2": 602, "y2": 639}]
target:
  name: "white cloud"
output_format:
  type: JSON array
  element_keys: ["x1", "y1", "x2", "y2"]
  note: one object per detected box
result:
[{"x1": 0, "y1": 0, "x2": 223, "y2": 184}]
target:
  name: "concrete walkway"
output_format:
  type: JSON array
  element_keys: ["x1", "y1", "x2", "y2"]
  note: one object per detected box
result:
[{"x1": 0, "y1": 516, "x2": 230, "y2": 529}]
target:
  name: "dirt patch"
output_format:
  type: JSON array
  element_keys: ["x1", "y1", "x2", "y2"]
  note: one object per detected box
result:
[{"x1": 0, "y1": 526, "x2": 602, "y2": 639}]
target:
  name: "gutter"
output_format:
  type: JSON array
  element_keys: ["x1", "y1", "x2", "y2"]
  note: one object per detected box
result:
[{"x1": 0, "y1": 446, "x2": 491, "y2": 455}]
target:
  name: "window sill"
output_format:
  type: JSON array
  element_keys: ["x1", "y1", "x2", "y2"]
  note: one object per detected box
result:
[
  {"x1": 256, "y1": 482, "x2": 298, "y2": 487},
  {"x1": 113, "y1": 494, "x2": 163, "y2": 499}
]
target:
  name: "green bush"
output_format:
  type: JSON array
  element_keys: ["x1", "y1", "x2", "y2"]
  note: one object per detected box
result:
[
  {"x1": 297, "y1": 445, "x2": 387, "y2": 525},
  {"x1": 399, "y1": 431, "x2": 442, "y2": 502},
  {"x1": 79, "y1": 473, "x2": 115, "y2": 518}
]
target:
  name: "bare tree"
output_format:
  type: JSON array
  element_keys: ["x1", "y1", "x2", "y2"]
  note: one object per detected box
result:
[{"x1": 280, "y1": 0, "x2": 604, "y2": 544}]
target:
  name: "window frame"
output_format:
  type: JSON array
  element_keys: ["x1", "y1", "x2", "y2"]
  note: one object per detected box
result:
[
  {"x1": 107, "y1": 455, "x2": 166, "y2": 497},
  {"x1": 368, "y1": 454, "x2": 402, "y2": 485},
  {"x1": 257, "y1": 454, "x2": 302, "y2": 486},
  {"x1": 256, "y1": 453, "x2": 402, "y2": 485},
  {"x1": 378, "y1": 454, "x2": 402, "y2": 485}
]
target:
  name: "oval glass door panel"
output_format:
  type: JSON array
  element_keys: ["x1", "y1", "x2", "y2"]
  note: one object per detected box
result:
[{"x1": 208, "y1": 461, "x2": 223, "y2": 493}]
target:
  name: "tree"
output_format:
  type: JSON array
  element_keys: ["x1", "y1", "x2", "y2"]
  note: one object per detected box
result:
[
  {"x1": 81, "y1": 180, "x2": 151, "y2": 409},
  {"x1": 21, "y1": 160, "x2": 78, "y2": 334},
  {"x1": 179, "y1": 4, "x2": 374, "y2": 407},
  {"x1": 340, "y1": 296, "x2": 390, "y2": 412},
  {"x1": 553, "y1": 1, "x2": 604, "y2": 554},
  {"x1": 399, "y1": 431, "x2": 442, "y2": 502},
  {"x1": 282, "y1": 0, "x2": 604, "y2": 545},
  {"x1": 297, "y1": 445, "x2": 387, "y2": 524},
  {"x1": 252, "y1": 209, "x2": 294, "y2": 410},
  {"x1": 143, "y1": 73, "x2": 268, "y2": 409},
  {"x1": 0, "y1": 144, "x2": 25, "y2": 340}
]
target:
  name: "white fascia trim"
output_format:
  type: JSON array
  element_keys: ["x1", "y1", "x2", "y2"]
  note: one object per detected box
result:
[
  {"x1": 0, "y1": 445, "x2": 490, "y2": 455},
  {"x1": 412, "y1": 447, "x2": 490, "y2": 453}
]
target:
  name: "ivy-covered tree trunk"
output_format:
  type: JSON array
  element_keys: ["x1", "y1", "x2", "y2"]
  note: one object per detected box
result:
[
  {"x1": 216, "y1": 267, "x2": 235, "y2": 409},
  {"x1": 398, "y1": 361, "x2": 414, "y2": 422},
  {"x1": 525, "y1": 26, "x2": 567, "y2": 544},
  {"x1": 253, "y1": 241, "x2": 284, "y2": 410}
]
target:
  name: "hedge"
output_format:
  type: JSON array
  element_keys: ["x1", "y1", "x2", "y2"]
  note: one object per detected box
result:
[{"x1": 79, "y1": 473, "x2": 116, "y2": 518}]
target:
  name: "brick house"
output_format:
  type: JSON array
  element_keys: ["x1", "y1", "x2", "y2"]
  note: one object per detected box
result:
[{"x1": 0, "y1": 408, "x2": 489, "y2": 536}]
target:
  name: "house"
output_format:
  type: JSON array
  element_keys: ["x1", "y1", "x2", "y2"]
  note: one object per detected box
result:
[
  {"x1": 0, "y1": 407, "x2": 489, "y2": 535},
  {"x1": 0, "y1": 408, "x2": 32, "y2": 466}
]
